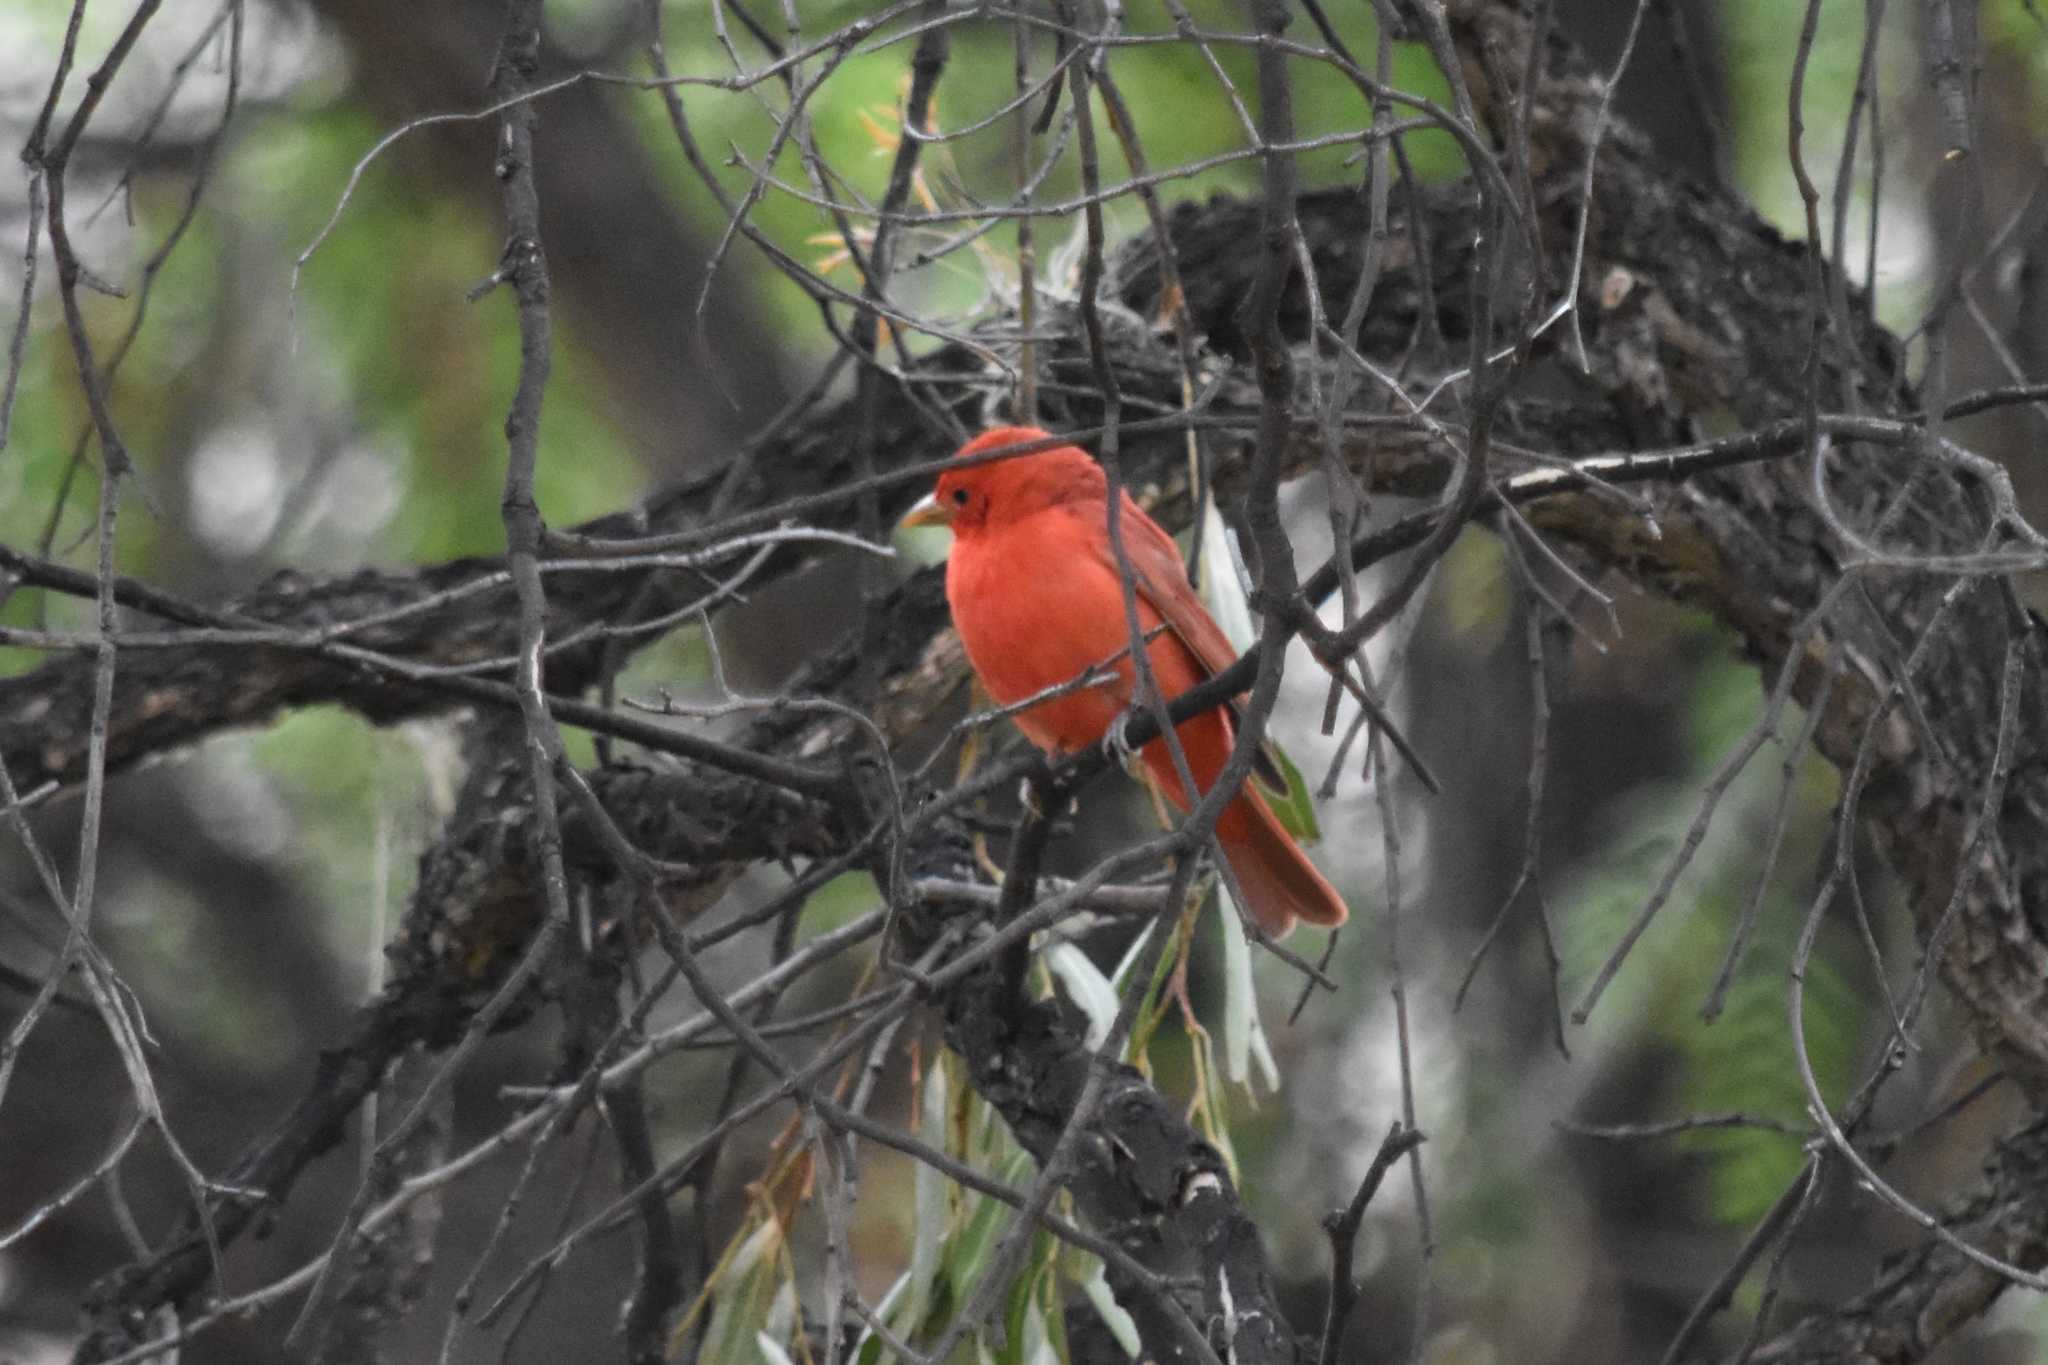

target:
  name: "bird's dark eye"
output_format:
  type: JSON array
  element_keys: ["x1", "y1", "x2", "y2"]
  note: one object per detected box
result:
[{"x1": 951, "y1": 487, "x2": 970, "y2": 506}]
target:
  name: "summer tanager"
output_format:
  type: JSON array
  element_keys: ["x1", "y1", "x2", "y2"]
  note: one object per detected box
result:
[{"x1": 902, "y1": 426, "x2": 1348, "y2": 938}]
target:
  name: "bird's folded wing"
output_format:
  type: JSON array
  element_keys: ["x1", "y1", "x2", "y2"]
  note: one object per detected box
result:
[{"x1": 1098, "y1": 493, "x2": 1288, "y2": 793}]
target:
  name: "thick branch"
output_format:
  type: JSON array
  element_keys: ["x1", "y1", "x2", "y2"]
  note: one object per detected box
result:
[{"x1": 53, "y1": 3, "x2": 2048, "y2": 1359}]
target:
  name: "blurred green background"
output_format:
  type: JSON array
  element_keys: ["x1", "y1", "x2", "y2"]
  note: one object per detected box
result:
[{"x1": 2, "y1": 2, "x2": 2046, "y2": 1362}]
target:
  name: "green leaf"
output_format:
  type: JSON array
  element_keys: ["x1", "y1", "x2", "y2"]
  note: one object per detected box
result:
[
  {"x1": 935, "y1": 1146, "x2": 1038, "y2": 1351},
  {"x1": 1215, "y1": 881, "x2": 1281, "y2": 1093},
  {"x1": 859, "y1": 1270, "x2": 911, "y2": 1365},
  {"x1": 1260, "y1": 740, "x2": 1324, "y2": 844},
  {"x1": 1192, "y1": 493, "x2": 1321, "y2": 842},
  {"x1": 1077, "y1": 1258, "x2": 1141, "y2": 1359},
  {"x1": 897, "y1": 1059, "x2": 954, "y2": 1331},
  {"x1": 1108, "y1": 918, "x2": 1160, "y2": 995},
  {"x1": 699, "y1": 1218, "x2": 786, "y2": 1365},
  {"x1": 971, "y1": 1231, "x2": 1063, "y2": 1365},
  {"x1": 1045, "y1": 940, "x2": 1119, "y2": 1054},
  {"x1": 1194, "y1": 500, "x2": 1256, "y2": 651}
]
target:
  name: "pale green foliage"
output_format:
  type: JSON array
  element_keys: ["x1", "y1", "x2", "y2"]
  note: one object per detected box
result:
[
  {"x1": 1560, "y1": 641, "x2": 1862, "y2": 1227},
  {"x1": 648, "y1": 0, "x2": 1457, "y2": 352},
  {"x1": 840, "y1": 1054, "x2": 1082, "y2": 1364}
]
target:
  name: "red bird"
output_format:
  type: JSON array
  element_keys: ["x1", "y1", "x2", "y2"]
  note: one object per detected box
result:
[{"x1": 902, "y1": 426, "x2": 1347, "y2": 938}]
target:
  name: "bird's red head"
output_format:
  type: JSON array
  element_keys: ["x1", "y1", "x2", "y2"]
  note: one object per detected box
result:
[{"x1": 911, "y1": 426, "x2": 1106, "y2": 536}]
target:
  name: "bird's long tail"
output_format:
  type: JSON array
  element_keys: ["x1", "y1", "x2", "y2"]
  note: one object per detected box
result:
[
  {"x1": 1217, "y1": 787, "x2": 1349, "y2": 939},
  {"x1": 1137, "y1": 711, "x2": 1348, "y2": 939}
]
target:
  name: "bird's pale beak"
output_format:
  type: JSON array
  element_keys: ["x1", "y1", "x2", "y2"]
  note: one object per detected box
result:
[{"x1": 898, "y1": 492, "x2": 950, "y2": 530}]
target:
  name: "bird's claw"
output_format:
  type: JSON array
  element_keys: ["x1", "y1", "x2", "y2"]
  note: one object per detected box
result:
[{"x1": 1101, "y1": 708, "x2": 1141, "y2": 771}]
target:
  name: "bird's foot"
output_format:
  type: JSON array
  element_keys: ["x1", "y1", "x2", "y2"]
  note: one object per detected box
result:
[
  {"x1": 1101, "y1": 708, "x2": 1142, "y2": 771},
  {"x1": 1016, "y1": 774, "x2": 1046, "y2": 821}
]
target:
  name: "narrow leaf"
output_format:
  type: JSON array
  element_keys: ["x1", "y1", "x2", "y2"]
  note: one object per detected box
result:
[
  {"x1": 1216, "y1": 880, "x2": 1279, "y2": 1093},
  {"x1": 1195, "y1": 493, "x2": 1321, "y2": 843},
  {"x1": 1046, "y1": 941, "x2": 1119, "y2": 1052},
  {"x1": 1077, "y1": 1260, "x2": 1141, "y2": 1359}
]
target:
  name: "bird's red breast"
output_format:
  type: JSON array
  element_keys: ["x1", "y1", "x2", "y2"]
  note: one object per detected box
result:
[{"x1": 907, "y1": 425, "x2": 1348, "y2": 937}]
